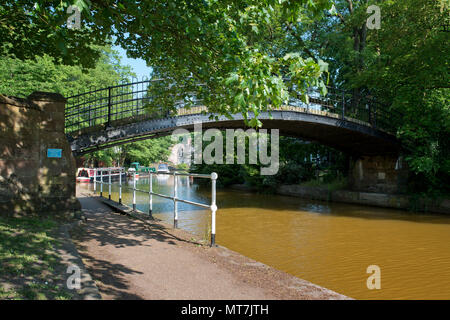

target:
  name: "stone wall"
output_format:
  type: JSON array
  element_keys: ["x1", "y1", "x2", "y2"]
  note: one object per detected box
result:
[
  {"x1": 0, "y1": 92, "x2": 80, "y2": 217},
  {"x1": 274, "y1": 185, "x2": 450, "y2": 214},
  {"x1": 348, "y1": 155, "x2": 409, "y2": 194},
  {"x1": 229, "y1": 184, "x2": 450, "y2": 214}
]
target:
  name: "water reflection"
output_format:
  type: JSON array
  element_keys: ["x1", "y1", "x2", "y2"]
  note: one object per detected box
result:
[{"x1": 79, "y1": 178, "x2": 450, "y2": 299}]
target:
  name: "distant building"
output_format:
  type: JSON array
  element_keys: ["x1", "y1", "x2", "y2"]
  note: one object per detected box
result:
[{"x1": 168, "y1": 136, "x2": 192, "y2": 166}]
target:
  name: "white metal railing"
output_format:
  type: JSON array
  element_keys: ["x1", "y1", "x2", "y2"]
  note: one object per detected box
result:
[{"x1": 92, "y1": 167, "x2": 218, "y2": 246}]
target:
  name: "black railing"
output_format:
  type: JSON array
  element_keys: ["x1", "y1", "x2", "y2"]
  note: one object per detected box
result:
[{"x1": 65, "y1": 78, "x2": 402, "y2": 135}]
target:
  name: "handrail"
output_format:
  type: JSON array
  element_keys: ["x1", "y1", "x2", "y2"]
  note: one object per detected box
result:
[
  {"x1": 64, "y1": 78, "x2": 403, "y2": 135},
  {"x1": 93, "y1": 167, "x2": 218, "y2": 246}
]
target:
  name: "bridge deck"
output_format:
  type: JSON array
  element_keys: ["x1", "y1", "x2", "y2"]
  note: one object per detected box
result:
[{"x1": 67, "y1": 105, "x2": 400, "y2": 156}]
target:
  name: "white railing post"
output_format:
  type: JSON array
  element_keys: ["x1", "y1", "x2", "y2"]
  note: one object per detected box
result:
[
  {"x1": 108, "y1": 168, "x2": 112, "y2": 200},
  {"x1": 173, "y1": 172, "x2": 178, "y2": 228},
  {"x1": 119, "y1": 168, "x2": 122, "y2": 204},
  {"x1": 93, "y1": 168, "x2": 97, "y2": 193},
  {"x1": 133, "y1": 171, "x2": 136, "y2": 211},
  {"x1": 149, "y1": 172, "x2": 153, "y2": 219},
  {"x1": 93, "y1": 170, "x2": 218, "y2": 245},
  {"x1": 210, "y1": 172, "x2": 218, "y2": 247},
  {"x1": 100, "y1": 169, "x2": 103, "y2": 197}
]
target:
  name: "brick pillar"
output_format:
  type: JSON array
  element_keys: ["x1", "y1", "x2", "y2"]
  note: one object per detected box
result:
[
  {"x1": 348, "y1": 154, "x2": 408, "y2": 194},
  {"x1": 0, "y1": 92, "x2": 80, "y2": 217}
]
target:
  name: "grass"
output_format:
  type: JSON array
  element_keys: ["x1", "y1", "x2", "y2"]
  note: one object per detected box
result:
[{"x1": 0, "y1": 216, "x2": 74, "y2": 300}]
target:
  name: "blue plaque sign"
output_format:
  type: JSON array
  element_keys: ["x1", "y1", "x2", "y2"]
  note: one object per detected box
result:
[{"x1": 47, "y1": 148, "x2": 62, "y2": 158}]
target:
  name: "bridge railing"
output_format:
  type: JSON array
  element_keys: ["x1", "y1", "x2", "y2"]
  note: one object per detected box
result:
[
  {"x1": 66, "y1": 79, "x2": 154, "y2": 133},
  {"x1": 93, "y1": 167, "x2": 218, "y2": 246},
  {"x1": 65, "y1": 78, "x2": 402, "y2": 135}
]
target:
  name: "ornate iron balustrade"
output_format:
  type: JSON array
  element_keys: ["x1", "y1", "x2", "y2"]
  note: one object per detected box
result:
[{"x1": 65, "y1": 78, "x2": 402, "y2": 135}]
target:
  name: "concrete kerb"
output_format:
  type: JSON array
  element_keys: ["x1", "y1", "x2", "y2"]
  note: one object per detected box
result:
[{"x1": 58, "y1": 218, "x2": 102, "y2": 300}]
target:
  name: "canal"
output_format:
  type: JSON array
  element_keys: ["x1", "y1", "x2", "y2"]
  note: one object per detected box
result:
[{"x1": 79, "y1": 176, "x2": 450, "y2": 299}]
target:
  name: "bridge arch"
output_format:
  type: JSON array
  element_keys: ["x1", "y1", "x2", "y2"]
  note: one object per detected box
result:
[
  {"x1": 67, "y1": 107, "x2": 400, "y2": 156},
  {"x1": 65, "y1": 79, "x2": 401, "y2": 157}
]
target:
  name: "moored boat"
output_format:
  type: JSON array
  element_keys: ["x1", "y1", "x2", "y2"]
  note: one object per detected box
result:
[
  {"x1": 157, "y1": 163, "x2": 170, "y2": 173},
  {"x1": 76, "y1": 168, "x2": 95, "y2": 183},
  {"x1": 127, "y1": 167, "x2": 140, "y2": 179},
  {"x1": 76, "y1": 167, "x2": 125, "y2": 183}
]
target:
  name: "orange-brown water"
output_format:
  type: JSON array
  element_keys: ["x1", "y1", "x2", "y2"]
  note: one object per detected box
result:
[{"x1": 80, "y1": 178, "x2": 450, "y2": 299}]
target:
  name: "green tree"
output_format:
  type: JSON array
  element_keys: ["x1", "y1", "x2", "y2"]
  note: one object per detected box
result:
[
  {"x1": 81, "y1": 136, "x2": 175, "y2": 168},
  {"x1": 351, "y1": 0, "x2": 449, "y2": 196},
  {"x1": 287, "y1": 0, "x2": 449, "y2": 196},
  {"x1": 357, "y1": 0, "x2": 449, "y2": 196},
  {"x1": 122, "y1": 137, "x2": 175, "y2": 166},
  {"x1": 0, "y1": 46, "x2": 134, "y2": 97},
  {"x1": 2, "y1": 0, "x2": 333, "y2": 125},
  {"x1": 83, "y1": 148, "x2": 118, "y2": 167},
  {"x1": 191, "y1": 133, "x2": 346, "y2": 190},
  {"x1": 0, "y1": 1, "x2": 110, "y2": 68}
]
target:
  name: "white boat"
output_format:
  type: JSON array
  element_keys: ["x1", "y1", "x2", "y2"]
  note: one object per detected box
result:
[{"x1": 157, "y1": 163, "x2": 170, "y2": 173}]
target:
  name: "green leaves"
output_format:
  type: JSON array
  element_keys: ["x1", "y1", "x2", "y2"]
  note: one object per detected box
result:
[
  {"x1": 2, "y1": 0, "x2": 335, "y2": 129},
  {"x1": 285, "y1": 0, "x2": 449, "y2": 195},
  {"x1": 219, "y1": 49, "x2": 293, "y2": 126},
  {"x1": 283, "y1": 53, "x2": 329, "y2": 101},
  {"x1": 74, "y1": 0, "x2": 91, "y2": 12},
  {"x1": 0, "y1": 46, "x2": 135, "y2": 98},
  {"x1": 234, "y1": 92, "x2": 245, "y2": 108},
  {"x1": 124, "y1": 137, "x2": 175, "y2": 165},
  {"x1": 0, "y1": 1, "x2": 111, "y2": 68}
]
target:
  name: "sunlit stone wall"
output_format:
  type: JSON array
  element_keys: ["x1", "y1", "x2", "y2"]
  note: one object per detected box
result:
[{"x1": 0, "y1": 92, "x2": 79, "y2": 217}]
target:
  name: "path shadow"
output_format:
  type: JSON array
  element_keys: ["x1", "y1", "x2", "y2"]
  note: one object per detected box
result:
[
  {"x1": 77, "y1": 195, "x2": 195, "y2": 248},
  {"x1": 76, "y1": 252, "x2": 143, "y2": 300},
  {"x1": 72, "y1": 194, "x2": 201, "y2": 299}
]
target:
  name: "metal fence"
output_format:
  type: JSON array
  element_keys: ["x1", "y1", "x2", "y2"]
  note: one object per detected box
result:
[
  {"x1": 65, "y1": 78, "x2": 403, "y2": 135},
  {"x1": 93, "y1": 168, "x2": 218, "y2": 246}
]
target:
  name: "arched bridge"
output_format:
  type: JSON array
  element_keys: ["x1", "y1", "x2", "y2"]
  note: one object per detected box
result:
[{"x1": 65, "y1": 79, "x2": 402, "y2": 156}]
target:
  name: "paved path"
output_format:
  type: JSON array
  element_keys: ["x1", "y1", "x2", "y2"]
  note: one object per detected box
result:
[{"x1": 73, "y1": 190, "x2": 348, "y2": 300}]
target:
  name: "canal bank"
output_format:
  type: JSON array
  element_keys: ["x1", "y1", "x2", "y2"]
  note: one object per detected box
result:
[
  {"x1": 73, "y1": 188, "x2": 349, "y2": 300},
  {"x1": 230, "y1": 184, "x2": 450, "y2": 214}
]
